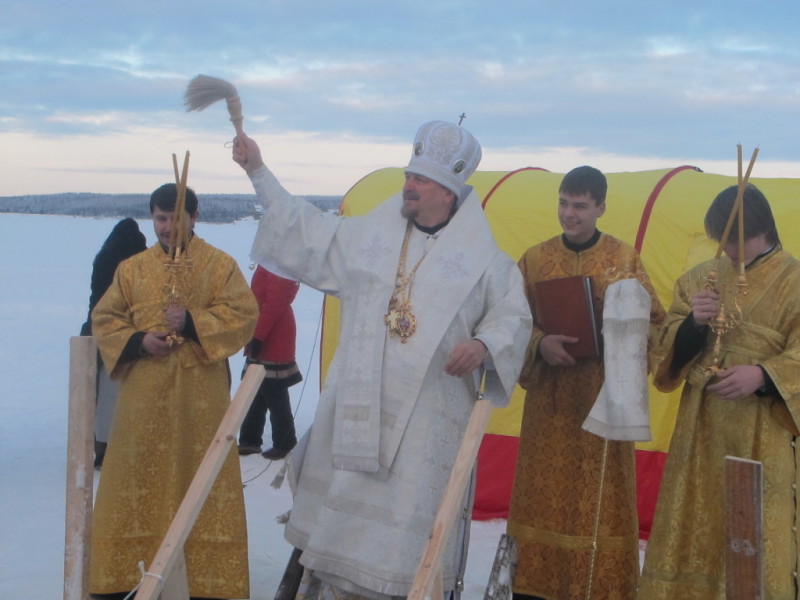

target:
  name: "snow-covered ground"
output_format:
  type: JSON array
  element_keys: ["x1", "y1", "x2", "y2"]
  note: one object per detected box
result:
[{"x1": 0, "y1": 213, "x2": 504, "y2": 599}]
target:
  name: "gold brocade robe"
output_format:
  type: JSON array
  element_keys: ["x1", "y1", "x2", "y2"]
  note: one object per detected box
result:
[
  {"x1": 508, "y1": 233, "x2": 665, "y2": 600},
  {"x1": 89, "y1": 236, "x2": 258, "y2": 598},
  {"x1": 638, "y1": 249, "x2": 800, "y2": 600}
]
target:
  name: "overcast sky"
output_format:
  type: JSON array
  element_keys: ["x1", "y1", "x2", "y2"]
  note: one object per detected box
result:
[{"x1": 2, "y1": 0, "x2": 799, "y2": 196}]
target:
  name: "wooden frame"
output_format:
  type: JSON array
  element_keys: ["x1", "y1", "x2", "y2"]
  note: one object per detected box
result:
[
  {"x1": 62, "y1": 341, "x2": 264, "y2": 600},
  {"x1": 133, "y1": 363, "x2": 265, "y2": 600}
]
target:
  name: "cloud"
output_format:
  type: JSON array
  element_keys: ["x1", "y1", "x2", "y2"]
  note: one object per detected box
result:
[{"x1": 1, "y1": 0, "x2": 799, "y2": 195}]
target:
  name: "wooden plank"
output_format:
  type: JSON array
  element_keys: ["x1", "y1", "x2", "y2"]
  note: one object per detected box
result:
[
  {"x1": 159, "y1": 551, "x2": 189, "y2": 600},
  {"x1": 408, "y1": 396, "x2": 493, "y2": 600},
  {"x1": 725, "y1": 456, "x2": 763, "y2": 600},
  {"x1": 430, "y1": 567, "x2": 444, "y2": 600},
  {"x1": 133, "y1": 363, "x2": 266, "y2": 600},
  {"x1": 63, "y1": 336, "x2": 97, "y2": 600}
]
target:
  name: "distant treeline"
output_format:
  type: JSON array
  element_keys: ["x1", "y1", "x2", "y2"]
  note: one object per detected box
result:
[{"x1": 0, "y1": 193, "x2": 343, "y2": 223}]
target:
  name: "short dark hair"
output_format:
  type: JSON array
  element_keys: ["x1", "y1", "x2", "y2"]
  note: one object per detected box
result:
[
  {"x1": 149, "y1": 183, "x2": 199, "y2": 216},
  {"x1": 704, "y1": 184, "x2": 781, "y2": 247},
  {"x1": 559, "y1": 166, "x2": 607, "y2": 205}
]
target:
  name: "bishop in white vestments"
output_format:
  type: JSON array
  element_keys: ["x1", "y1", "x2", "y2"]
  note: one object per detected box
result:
[{"x1": 233, "y1": 121, "x2": 531, "y2": 600}]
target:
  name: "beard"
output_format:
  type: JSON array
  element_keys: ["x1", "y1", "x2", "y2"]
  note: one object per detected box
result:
[
  {"x1": 401, "y1": 190, "x2": 419, "y2": 219},
  {"x1": 400, "y1": 204, "x2": 419, "y2": 219}
]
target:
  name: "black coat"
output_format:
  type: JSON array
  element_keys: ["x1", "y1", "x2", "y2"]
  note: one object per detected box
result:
[{"x1": 80, "y1": 218, "x2": 147, "y2": 335}]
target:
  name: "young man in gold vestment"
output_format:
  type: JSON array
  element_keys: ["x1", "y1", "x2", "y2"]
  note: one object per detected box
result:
[
  {"x1": 638, "y1": 184, "x2": 800, "y2": 599},
  {"x1": 89, "y1": 184, "x2": 258, "y2": 599},
  {"x1": 507, "y1": 166, "x2": 665, "y2": 600}
]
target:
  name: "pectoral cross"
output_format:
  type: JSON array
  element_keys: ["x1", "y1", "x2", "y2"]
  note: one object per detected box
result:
[{"x1": 384, "y1": 302, "x2": 417, "y2": 343}]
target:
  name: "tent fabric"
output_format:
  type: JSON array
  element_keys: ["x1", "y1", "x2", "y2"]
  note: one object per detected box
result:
[
  {"x1": 473, "y1": 433, "x2": 519, "y2": 520},
  {"x1": 320, "y1": 165, "x2": 800, "y2": 539}
]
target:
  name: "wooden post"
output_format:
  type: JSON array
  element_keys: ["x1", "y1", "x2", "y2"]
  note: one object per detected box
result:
[
  {"x1": 133, "y1": 363, "x2": 266, "y2": 600},
  {"x1": 159, "y1": 552, "x2": 190, "y2": 600},
  {"x1": 725, "y1": 456, "x2": 764, "y2": 600},
  {"x1": 408, "y1": 395, "x2": 493, "y2": 600},
  {"x1": 63, "y1": 336, "x2": 97, "y2": 600}
]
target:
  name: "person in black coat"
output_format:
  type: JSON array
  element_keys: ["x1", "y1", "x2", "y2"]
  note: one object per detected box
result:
[{"x1": 80, "y1": 218, "x2": 147, "y2": 467}]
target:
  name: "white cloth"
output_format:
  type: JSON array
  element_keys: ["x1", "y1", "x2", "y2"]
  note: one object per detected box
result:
[
  {"x1": 248, "y1": 164, "x2": 531, "y2": 598},
  {"x1": 582, "y1": 278, "x2": 652, "y2": 442}
]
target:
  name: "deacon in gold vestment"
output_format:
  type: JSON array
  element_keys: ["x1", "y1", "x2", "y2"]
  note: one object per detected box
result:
[
  {"x1": 638, "y1": 184, "x2": 800, "y2": 600},
  {"x1": 90, "y1": 184, "x2": 258, "y2": 598},
  {"x1": 508, "y1": 167, "x2": 665, "y2": 600}
]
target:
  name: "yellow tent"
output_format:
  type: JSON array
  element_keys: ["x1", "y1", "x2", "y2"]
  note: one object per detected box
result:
[{"x1": 320, "y1": 165, "x2": 800, "y2": 536}]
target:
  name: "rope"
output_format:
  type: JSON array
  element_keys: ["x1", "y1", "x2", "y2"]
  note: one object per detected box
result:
[{"x1": 121, "y1": 560, "x2": 164, "y2": 600}]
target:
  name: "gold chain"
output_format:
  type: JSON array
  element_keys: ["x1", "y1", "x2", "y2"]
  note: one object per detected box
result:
[{"x1": 384, "y1": 221, "x2": 432, "y2": 342}]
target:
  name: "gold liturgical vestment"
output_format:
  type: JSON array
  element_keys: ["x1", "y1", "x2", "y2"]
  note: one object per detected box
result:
[
  {"x1": 508, "y1": 233, "x2": 664, "y2": 600},
  {"x1": 90, "y1": 236, "x2": 257, "y2": 598},
  {"x1": 638, "y1": 248, "x2": 800, "y2": 600}
]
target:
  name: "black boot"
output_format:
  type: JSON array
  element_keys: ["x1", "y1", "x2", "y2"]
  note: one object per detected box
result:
[{"x1": 94, "y1": 440, "x2": 107, "y2": 469}]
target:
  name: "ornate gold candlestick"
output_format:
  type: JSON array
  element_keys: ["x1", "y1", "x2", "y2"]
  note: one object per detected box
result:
[
  {"x1": 163, "y1": 151, "x2": 193, "y2": 346},
  {"x1": 703, "y1": 263, "x2": 744, "y2": 375},
  {"x1": 704, "y1": 145, "x2": 756, "y2": 374}
]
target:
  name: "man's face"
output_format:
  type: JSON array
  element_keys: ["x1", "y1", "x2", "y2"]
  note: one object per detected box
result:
[
  {"x1": 152, "y1": 206, "x2": 198, "y2": 248},
  {"x1": 558, "y1": 192, "x2": 605, "y2": 244},
  {"x1": 402, "y1": 172, "x2": 455, "y2": 227},
  {"x1": 723, "y1": 233, "x2": 770, "y2": 266}
]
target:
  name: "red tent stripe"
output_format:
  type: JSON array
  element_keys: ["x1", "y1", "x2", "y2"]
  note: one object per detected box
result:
[
  {"x1": 634, "y1": 165, "x2": 700, "y2": 252},
  {"x1": 481, "y1": 166, "x2": 549, "y2": 209}
]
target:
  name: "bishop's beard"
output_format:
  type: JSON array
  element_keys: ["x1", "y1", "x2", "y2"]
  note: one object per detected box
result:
[{"x1": 401, "y1": 190, "x2": 419, "y2": 219}]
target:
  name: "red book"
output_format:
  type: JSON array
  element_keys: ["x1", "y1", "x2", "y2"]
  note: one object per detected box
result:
[{"x1": 534, "y1": 275, "x2": 600, "y2": 358}]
